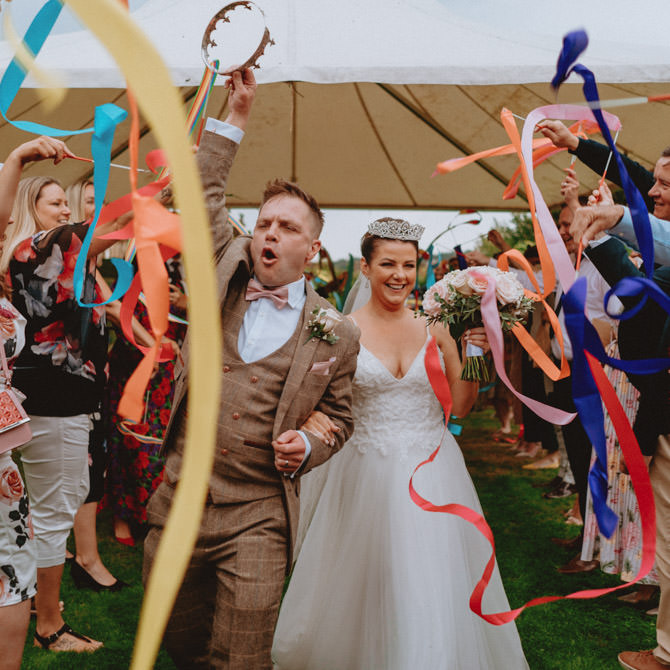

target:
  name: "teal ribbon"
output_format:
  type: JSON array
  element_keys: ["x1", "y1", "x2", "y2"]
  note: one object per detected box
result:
[{"x1": 0, "y1": 0, "x2": 132, "y2": 306}]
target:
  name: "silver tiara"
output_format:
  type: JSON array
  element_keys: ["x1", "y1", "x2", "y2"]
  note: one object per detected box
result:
[{"x1": 367, "y1": 218, "x2": 424, "y2": 242}]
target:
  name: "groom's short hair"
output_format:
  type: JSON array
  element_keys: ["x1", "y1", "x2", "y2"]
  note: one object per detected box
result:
[{"x1": 260, "y1": 179, "x2": 324, "y2": 237}]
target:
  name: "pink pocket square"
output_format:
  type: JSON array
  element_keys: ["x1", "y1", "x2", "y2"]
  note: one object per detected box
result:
[{"x1": 309, "y1": 357, "x2": 336, "y2": 375}]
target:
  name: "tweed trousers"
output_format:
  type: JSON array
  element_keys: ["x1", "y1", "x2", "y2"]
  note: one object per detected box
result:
[{"x1": 144, "y1": 482, "x2": 288, "y2": 670}]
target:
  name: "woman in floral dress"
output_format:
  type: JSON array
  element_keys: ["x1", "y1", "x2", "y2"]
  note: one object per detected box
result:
[
  {"x1": 0, "y1": 138, "x2": 129, "y2": 653},
  {"x1": 103, "y1": 256, "x2": 186, "y2": 544}
]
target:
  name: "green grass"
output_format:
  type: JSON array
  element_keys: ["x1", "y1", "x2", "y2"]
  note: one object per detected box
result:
[
  {"x1": 461, "y1": 409, "x2": 656, "y2": 670},
  {"x1": 21, "y1": 516, "x2": 175, "y2": 670},
  {"x1": 20, "y1": 408, "x2": 655, "y2": 668}
]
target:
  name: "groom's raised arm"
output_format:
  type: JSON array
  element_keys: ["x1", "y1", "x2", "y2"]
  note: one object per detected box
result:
[{"x1": 196, "y1": 68, "x2": 257, "y2": 262}]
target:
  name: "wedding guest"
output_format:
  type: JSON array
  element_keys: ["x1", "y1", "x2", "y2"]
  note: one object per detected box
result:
[
  {"x1": 548, "y1": 179, "x2": 620, "y2": 574},
  {"x1": 0, "y1": 136, "x2": 68, "y2": 669},
  {"x1": 62, "y1": 176, "x2": 125, "y2": 592},
  {"x1": 104, "y1": 253, "x2": 186, "y2": 546},
  {"x1": 272, "y1": 220, "x2": 528, "y2": 669},
  {"x1": 575, "y1": 177, "x2": 670, "y2": 670},
  {"x1": 143, "y1": 68, "x2": 359, "y2": 670},
  {"x1": 1, "y1": 144, "x2": 128, "y2": 652},
  {"x1": 540, "y1": 119, "x2": 670, "y2": 265}
]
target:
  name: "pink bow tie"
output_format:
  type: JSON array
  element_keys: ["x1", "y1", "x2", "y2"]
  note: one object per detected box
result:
[{"x1": 245, "y1": 278, "x2": 289, "y2": 309}]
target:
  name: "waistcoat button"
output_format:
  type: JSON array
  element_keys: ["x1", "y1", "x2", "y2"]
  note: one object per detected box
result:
[
  {"x1": 232, "y1": 412, "x2": 240, "y2": 420},
  {"x1": 223, "y1": 364, "x2": 231, "y2": 373},
  {"x1": 250, "y1": 375, "x2": 259, "y2": 383},
  {"x1": 220, "y1": 448, "x2": 228, "y2": 455}
]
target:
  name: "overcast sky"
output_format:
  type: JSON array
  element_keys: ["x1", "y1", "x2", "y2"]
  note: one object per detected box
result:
[{"x1": 230, "y1": 207, "x2": 514, "y2": 262}]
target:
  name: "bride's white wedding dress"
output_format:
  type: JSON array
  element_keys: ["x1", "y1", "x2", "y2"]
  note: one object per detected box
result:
[{"x1": 272, "y1": 338, "x2": 528, "y2": 670}]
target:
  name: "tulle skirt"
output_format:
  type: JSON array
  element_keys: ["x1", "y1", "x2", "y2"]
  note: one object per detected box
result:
[{"x1": 272, "y1": 430, "x2": 528, "y2": 670}]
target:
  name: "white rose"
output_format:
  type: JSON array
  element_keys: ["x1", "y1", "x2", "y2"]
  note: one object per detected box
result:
[
  {"x1": 446, "y1": 270, "x2": 474, "y2": 296},
  {"x1": 319, "y1": 308, "x2": 342, "y2": 333},
  {"x1": 495, "y1": 272, "x2": 525, "y2": 305}
]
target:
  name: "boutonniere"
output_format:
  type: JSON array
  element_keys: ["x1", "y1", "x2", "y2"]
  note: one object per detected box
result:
[{"x1": 306, "y1": 307, "x2": 341, "y2": 344}]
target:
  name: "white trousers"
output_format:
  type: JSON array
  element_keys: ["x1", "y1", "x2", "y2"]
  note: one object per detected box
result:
[{"x1": 18, "y1": 414, "x2": 90, "y2": 569}]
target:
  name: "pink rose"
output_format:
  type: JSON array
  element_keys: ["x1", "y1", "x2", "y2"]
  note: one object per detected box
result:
[
  {"x1": 466, "y1": 269, "x2": 490, "y2": 295},
  {"x1": 0, "y1": 466, "x2": 23, "y2": 505},
  {"x1": 422, "y1": 280, "x2": 451, "y2": 316}
]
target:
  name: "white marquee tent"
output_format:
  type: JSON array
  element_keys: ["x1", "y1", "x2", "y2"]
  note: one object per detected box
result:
[{"x1": 1, "y1": 0, "x2": 669, "y2": 210}]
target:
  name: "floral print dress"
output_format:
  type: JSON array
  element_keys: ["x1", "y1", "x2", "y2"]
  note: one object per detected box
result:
[
  {"x1": 8, "y1": 223, "x2": 108, "y2": 417},
  {"x1": 103, "y1": 257, "x2": 186, "y2": 530},
  {"x1": 0, "y1": 297, "x2": 36, "y2": 607}
]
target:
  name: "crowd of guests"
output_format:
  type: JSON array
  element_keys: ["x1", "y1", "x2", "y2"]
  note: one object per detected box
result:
[
  {"x1": 0, "y1": 137, "x2": 186, "y2": 663},
  {"x1": 0, "y1": 66, "x2": 668, "y2": 670}
]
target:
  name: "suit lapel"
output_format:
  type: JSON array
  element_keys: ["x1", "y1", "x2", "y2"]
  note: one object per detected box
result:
[{"x1": 273, "y1": 286, "x2": 322, "y2": 434}]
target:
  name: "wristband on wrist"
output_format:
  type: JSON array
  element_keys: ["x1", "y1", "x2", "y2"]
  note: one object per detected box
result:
[{"x1": 447, "y1": 414, "x2": 464, "y2": 436}]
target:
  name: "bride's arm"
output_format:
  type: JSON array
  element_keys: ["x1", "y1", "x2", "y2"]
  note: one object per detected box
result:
[{"x1": 430, "y1": 323, "x2": 488, "y2": 418}]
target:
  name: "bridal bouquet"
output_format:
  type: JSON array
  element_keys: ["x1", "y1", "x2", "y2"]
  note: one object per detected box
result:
[{"x1": 422, "y1": 266, "x2": 534, "y2": 381}]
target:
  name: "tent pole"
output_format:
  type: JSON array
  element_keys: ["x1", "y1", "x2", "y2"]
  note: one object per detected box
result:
[{"x1": 376, "y1": 83, "x2": 526, "y2": 203}]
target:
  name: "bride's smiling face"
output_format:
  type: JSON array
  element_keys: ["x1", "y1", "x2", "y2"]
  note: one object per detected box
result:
[{"x1": 361, "y1": 239, "x2": 417, "y2": 308}]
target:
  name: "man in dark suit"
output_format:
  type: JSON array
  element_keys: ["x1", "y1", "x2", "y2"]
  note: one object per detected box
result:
[
  {"x1": 143, "y1": 69, "x2": 359, "y2": 670},
  {"x1": 573, "y1": 183, "x2": 670, "y2": 670}
]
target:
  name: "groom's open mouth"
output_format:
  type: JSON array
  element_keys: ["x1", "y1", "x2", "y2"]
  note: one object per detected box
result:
[{"x1": 261, "y1": 246, "x2": 279, "y2": 264}]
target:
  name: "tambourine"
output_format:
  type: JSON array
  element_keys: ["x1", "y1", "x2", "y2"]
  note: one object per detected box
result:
[{"x1": 201, "y1": 1, "x2": 274, "y2": 75}]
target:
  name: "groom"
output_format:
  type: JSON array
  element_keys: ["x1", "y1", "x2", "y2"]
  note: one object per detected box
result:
[{"x1": 143, "y1": 69, "x2": 359, "y2": 669}]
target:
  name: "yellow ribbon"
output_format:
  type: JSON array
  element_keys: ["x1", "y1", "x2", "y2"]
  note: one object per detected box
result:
[{"x1": 61, "y1": 2, "x2": 221, "y2": 668}]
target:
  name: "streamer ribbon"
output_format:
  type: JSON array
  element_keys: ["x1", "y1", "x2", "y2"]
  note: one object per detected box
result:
[
  {"x1": 0, "y1": 0, "x2": 134, "y2": 307},
  {"x1": 410, "y1": 329, "x2": 655, "y2": 624}
]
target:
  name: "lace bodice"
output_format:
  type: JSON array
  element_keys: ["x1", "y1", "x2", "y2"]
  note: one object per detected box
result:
[{"x1": 350, "y1": 338, "x2": 447, "y2": 461}]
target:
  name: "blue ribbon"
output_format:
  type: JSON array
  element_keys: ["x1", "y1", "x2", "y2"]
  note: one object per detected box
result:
[
  {"x1": 425, "y1": 244, "x2": 436, "y2": 288},
  {"x1": 563, "y1": 278, "x2": 618, "y2": 537},
  {"x1": 550, "y1": 29, "x2": 588, "y2": 90},
  {"x1": 552, "y1": 30, "x2": 670, "y2": 538},
  {"x1": 454, "y1": 244, "x2": 468, "y2": 270},
  {"x1": 0, "y1": 0, "x2": 133, "y2": 306},
  {"x1": 73, "y1": 104, "x2": 133, "y2": 306}
]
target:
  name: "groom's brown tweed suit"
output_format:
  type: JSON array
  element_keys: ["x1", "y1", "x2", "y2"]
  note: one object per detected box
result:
[{"x1": 143, "y1": 130, "x2": 359, "y2": 669}]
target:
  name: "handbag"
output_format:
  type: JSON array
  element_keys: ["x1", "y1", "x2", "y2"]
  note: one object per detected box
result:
[{"x1": 0, "y1": 341, "x2": 31, "y2": 455}]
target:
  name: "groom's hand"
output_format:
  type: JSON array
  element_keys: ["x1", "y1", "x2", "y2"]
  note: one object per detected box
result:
[{"x1": 273, "y1": 430, "x2": 306, "y2": 474}]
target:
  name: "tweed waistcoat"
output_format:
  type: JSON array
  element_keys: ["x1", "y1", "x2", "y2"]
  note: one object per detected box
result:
[{"x1": 170, "y1": 279, "x2": 302, "y2": 503}]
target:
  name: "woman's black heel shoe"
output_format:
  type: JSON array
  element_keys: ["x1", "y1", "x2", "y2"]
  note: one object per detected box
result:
[{"x1": 70, "y1": 560, "x2": 128, "y2": 592}]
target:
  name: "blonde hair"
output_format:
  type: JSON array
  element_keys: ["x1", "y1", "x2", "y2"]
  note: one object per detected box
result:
[
  {"x1": 65, "y1": 177, "x2": 93, "y2": 222},
  {"x1": 0, "y1": 176, "x2": 63, "y2": 273}
]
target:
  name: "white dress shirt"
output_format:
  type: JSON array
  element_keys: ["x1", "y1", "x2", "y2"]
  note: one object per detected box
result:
[
  {"x1": 239, "y1": 276, "x2": 307, "y2": 362},
  {"x1": 550, "y1": 254, "x2": 622, "y2": 361}
]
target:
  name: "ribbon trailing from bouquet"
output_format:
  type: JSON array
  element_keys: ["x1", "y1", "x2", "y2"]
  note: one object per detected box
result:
[{"x1": 410, "y1": 325, "x2": 655, "y2": 624}]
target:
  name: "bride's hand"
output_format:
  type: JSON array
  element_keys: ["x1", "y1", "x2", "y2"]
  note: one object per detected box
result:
[
  {"x1": 300, "y1": 410, "x2": 339, "y2": 446},
  {"x1": 463, "y1": 327, "x2": 490, "y2": 354}
]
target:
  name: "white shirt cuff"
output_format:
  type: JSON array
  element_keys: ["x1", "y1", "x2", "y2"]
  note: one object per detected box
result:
[
  {"x1": 204, "y1": 117, "x2": 244, "y2": 145},
  {"x1": 587, "y1": 234, "x2": 611, "y2": 248},
  {"x1": 290, "y1": 430, "x2": 312, "y2": 479}
]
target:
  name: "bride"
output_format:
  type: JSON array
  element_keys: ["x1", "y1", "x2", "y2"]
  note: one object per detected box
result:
[{"x1": 272, "y1": 219, "x2": 528, "y2": 669}]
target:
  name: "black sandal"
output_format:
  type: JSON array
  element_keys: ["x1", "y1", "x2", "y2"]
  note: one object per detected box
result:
[{"x1": 33, "y1": 622, "x2": 94, "y2": 651}]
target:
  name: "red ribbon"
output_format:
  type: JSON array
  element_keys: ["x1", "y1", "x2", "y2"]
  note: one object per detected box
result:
[{"x1": 409, "y1": 337, "x2": 656, "y2": 624}]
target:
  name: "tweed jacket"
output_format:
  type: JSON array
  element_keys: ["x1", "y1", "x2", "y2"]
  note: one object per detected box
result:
[{"x1": 161, "y1": 129, "x2": 359, "y2": 556}]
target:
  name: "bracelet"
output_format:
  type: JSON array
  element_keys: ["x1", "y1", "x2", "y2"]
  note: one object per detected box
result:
[{"x1": 447, "y1": 414, "x2": 464, "y2": 436}]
